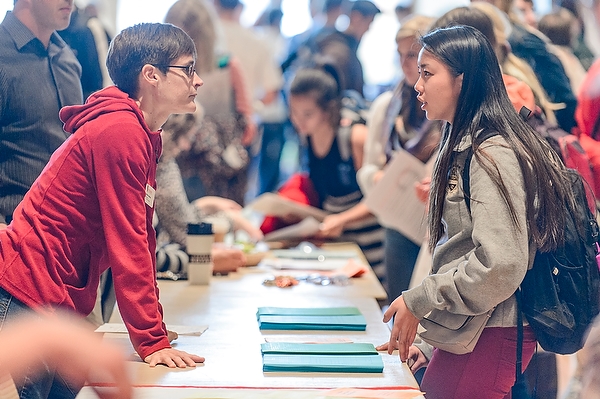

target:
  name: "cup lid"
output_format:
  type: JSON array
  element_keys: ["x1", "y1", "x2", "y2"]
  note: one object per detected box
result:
[{"x1": 187, "y1": 222, "x2": 212, "y2": 235}]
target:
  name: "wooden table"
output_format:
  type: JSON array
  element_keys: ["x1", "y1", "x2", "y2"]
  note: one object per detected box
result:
[{"x1": 77, "y1": 243, "x2": 423, "y2": 398}]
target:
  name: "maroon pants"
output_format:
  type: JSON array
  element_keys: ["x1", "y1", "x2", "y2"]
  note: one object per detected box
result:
[{"x1": 420, "y1": 327, "x2": 537, "y2": 399}]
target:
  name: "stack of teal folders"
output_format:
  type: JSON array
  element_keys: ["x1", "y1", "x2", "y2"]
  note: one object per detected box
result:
[
  {"x1": 261, "y1": 342, "x2": 384, "y2": 373},
  {"x1": 256, "y1": 307, "x2": 367, "y2": 331}
]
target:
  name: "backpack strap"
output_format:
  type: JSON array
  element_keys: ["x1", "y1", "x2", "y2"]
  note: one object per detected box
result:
[
  {"x1": 459, "y1": 131, "x2": 531, "y2": 396},
  {"x1": 461, "y1": 129, "x2": 500, "y2": 213},
  {"x1": 510, "y1": 289, "x2": 531, "y2": 398},
  {"x1": 337, "y1": 124, "x2": 353, "y2": 162}
]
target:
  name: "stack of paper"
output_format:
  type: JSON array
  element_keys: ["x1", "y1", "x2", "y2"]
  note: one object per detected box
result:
[
  {"x1": 260, "y1": 342, "x2": 383, "y2": 373},
  {"x1": 256, "y1": 307, "x2": 367, "y2": 331}
]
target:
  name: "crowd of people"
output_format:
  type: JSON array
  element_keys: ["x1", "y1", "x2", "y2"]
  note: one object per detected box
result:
[{"x1": 2, "y1": 0, "x2": 600, "y2": 398}]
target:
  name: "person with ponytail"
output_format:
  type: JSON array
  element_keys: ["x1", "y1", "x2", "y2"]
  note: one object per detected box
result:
[{"x1": 287, "y1": 62, "x2": 385, "y2": 278}]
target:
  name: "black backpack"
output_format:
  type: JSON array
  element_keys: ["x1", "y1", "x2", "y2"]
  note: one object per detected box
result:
[{"x1": 460, "y1": 129, "x2": 600, "y2": 355}]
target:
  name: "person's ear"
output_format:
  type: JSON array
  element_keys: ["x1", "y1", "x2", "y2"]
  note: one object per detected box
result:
[{"x1": 140, "y1": 64, "x2": 160, "y2": 87}]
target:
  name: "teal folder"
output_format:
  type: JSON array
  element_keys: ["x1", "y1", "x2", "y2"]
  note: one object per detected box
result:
[
  {"x1": 260, "y1": 342, "x2": 377, "y2": 355},
  {"x1": 262, "y1": 354, "x2": 384, "y2": 373},
  {"x1": 258, "y1": 314, "x2": 367, "y2": 331},
  {"x1": 256, "y1": 306, "x2": 362, "y2": 318}
]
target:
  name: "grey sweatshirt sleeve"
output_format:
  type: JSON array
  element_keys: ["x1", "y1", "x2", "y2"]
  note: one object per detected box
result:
[{"x1": 403, "y1": 137, "x2": 531, "y2": 319}]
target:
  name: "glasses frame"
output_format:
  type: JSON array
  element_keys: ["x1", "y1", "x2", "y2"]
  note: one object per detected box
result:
[{"x1": 153, "y1": 64, "x2": 196, "y2": 79}]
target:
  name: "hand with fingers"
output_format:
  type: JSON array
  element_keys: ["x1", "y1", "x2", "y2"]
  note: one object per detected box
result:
[
  {"x1": 382, "y1": 295, "x2": 420, "y2": 362},
  {"x1": 144, "y1": 348, "x2": 205, "y2": 368}
]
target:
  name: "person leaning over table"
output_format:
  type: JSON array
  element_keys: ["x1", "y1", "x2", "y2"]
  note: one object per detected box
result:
[
  {"x1": 0, "y1": 22, "x2": 205, "y2": 399},
  {"x1": 380, "y1": 25, "x2": 576, "y2": 398}
]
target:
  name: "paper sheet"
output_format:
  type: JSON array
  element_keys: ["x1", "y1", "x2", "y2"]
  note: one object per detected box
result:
[
  {"x1": 246, "y1": 193, "x2": 328, "y2": 221},
  {"x1": 259, "y1": 257, "x2": 350, "y2": 271},
  {"x1": 364, "y1": 149, "x2": 432, "y2": 244},
  {"x1": 263, "y1": 217, "x2": 322, "y2": 242},
  {"x1": 95, "y1": 323, "x2": 208, "y2": 336}
]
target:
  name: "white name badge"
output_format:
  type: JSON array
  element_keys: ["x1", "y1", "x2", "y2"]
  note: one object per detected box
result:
[{"x1": 145, "y1": 183, "x2": 156, "y2": 208}]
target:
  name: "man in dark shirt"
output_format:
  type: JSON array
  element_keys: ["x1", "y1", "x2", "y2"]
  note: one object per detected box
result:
[
  {"x1": 0, "y1": 0, "x2": 83, "y2": 228},
  {"x1": 315, "y1": 0, "x2": 380, "y2": 96}
]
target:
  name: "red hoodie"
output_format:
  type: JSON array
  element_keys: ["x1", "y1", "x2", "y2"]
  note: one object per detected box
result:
[{"x1": 0, "y1": 86, "x2": 169, "y2": 359}]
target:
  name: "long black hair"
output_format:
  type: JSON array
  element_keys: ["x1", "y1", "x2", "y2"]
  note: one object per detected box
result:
[{"x1": 424, "y1": 25, "x2": 573, "y2": 253}]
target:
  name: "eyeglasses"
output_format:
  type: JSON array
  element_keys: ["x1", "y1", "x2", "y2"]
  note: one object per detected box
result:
[{"x1": 153, "y1": 64, "x2": 196, "y2": 79}]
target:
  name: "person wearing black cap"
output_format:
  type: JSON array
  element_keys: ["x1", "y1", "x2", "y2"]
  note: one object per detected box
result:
[{"x1": 315, "y1": 0, "x2": 381, "y2": 96}]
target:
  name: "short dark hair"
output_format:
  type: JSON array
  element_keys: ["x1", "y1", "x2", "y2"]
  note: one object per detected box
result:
[
  {"x1": 350, "y1": 0, "x2": 381, "y2": 16},
  {"x1": 538, "y1": 8, "x2": 576, "y2": 47},
  {"x1": 268, "y1": 8, "x2": 284, "y2": 25},
  {"x1": 324, "y1": 0, "x2": 344, "y2": 12},
  {"x1": 106, "y1": 23, "x2": 196, "y2": 97},
  {"x1": 215, "y1": 0, "x2": 240, "y2": 10}
]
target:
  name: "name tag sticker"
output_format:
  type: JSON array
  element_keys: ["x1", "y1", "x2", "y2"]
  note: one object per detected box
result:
[{"x1": 145, "y1": 184, "x2": 155, "y2": 208}]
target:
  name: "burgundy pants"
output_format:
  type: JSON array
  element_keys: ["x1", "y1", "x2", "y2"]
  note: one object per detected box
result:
[{"x1": 420, "y1": 327, "x2": 537, "y2": 399}]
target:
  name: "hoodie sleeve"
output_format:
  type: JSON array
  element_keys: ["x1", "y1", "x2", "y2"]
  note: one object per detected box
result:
[{"x1": 87, "y1": 115, "x2": 170, "y2": 360}]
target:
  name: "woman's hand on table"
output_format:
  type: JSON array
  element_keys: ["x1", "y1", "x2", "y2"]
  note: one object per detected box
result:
[
  {"x1": 383, "y1": 295, "x2": 420, "y2": 362},
  {"x1": 144, "y1": 348, "x2": 204, "y2": 368},
  {"x1": 212, "y1": 245, "x2": 246, "y2": 274},
  {"x1": 316, "y1": 214, "x2": 346, "y2": 238},
  {"x1": 375, "y1": 342, "x2": 428, "y2": 373},
  {"x1": 406, "y1": 345, "x2": 428, "y2": 372}
]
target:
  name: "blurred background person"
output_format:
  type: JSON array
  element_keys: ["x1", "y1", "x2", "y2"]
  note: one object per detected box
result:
[
  {"x1": 538, "y1": 7, "x2": 587, "y2": 97},
  {"x1": 165, "y1": 0, "x2": 256, "y2": 205},
  {"x1": 357, "y1": 14, "x2": 440, "y2": 304},
  {"x1": 155, "y1": 110, "x2": 263, "y2": 278},
  {"x1": 471, "y1": 0, "x2": 577, "y2": 133},
  {"x1": 286, "y1": 63, "x2": 385, "y2": 280},
  {"x1": 213, "y1": 0, "x2": 286, "y2": 202}
]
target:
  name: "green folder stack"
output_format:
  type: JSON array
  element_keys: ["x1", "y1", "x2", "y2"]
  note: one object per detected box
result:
[
  {"x1": 256, "y1": 307, "x2": 367, "y2": 331},
  {"x1": 260, "y1": 342, "x2": 383, "y2": 373}
]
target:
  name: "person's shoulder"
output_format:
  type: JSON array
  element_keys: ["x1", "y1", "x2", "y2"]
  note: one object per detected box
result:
[{"x1": 370, "y1": 90, "x2": 394, "y2": 112}]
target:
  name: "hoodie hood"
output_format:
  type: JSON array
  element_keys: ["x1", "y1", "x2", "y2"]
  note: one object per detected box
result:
[{"x1": 60, "y1": 86, "x2": 150, "y2": 135}]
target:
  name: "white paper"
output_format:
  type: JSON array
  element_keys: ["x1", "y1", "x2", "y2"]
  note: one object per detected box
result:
[
  {"x1": 246, "y1": 193, "x2": 329, "y2": 221},
  {"x1": 95, "y1": 323, "x2": 208, "y2": 336},
  {"x1": 364, "y1": 149, "x2": 432, "y2": 244},
  {"x1": 259, "y1": 257, "x2": 349, "y2": 271},
  {"x1": 263, "y1": 216, "x2": 322, "y2": 242},
  {"x1": 271, "y1": 249, "x2": 358, "y2": 260}
]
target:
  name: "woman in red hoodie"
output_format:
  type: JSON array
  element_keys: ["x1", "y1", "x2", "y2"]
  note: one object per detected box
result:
[{"x1": 0, "y1": 22, "x2": 204, "y2": 398}]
